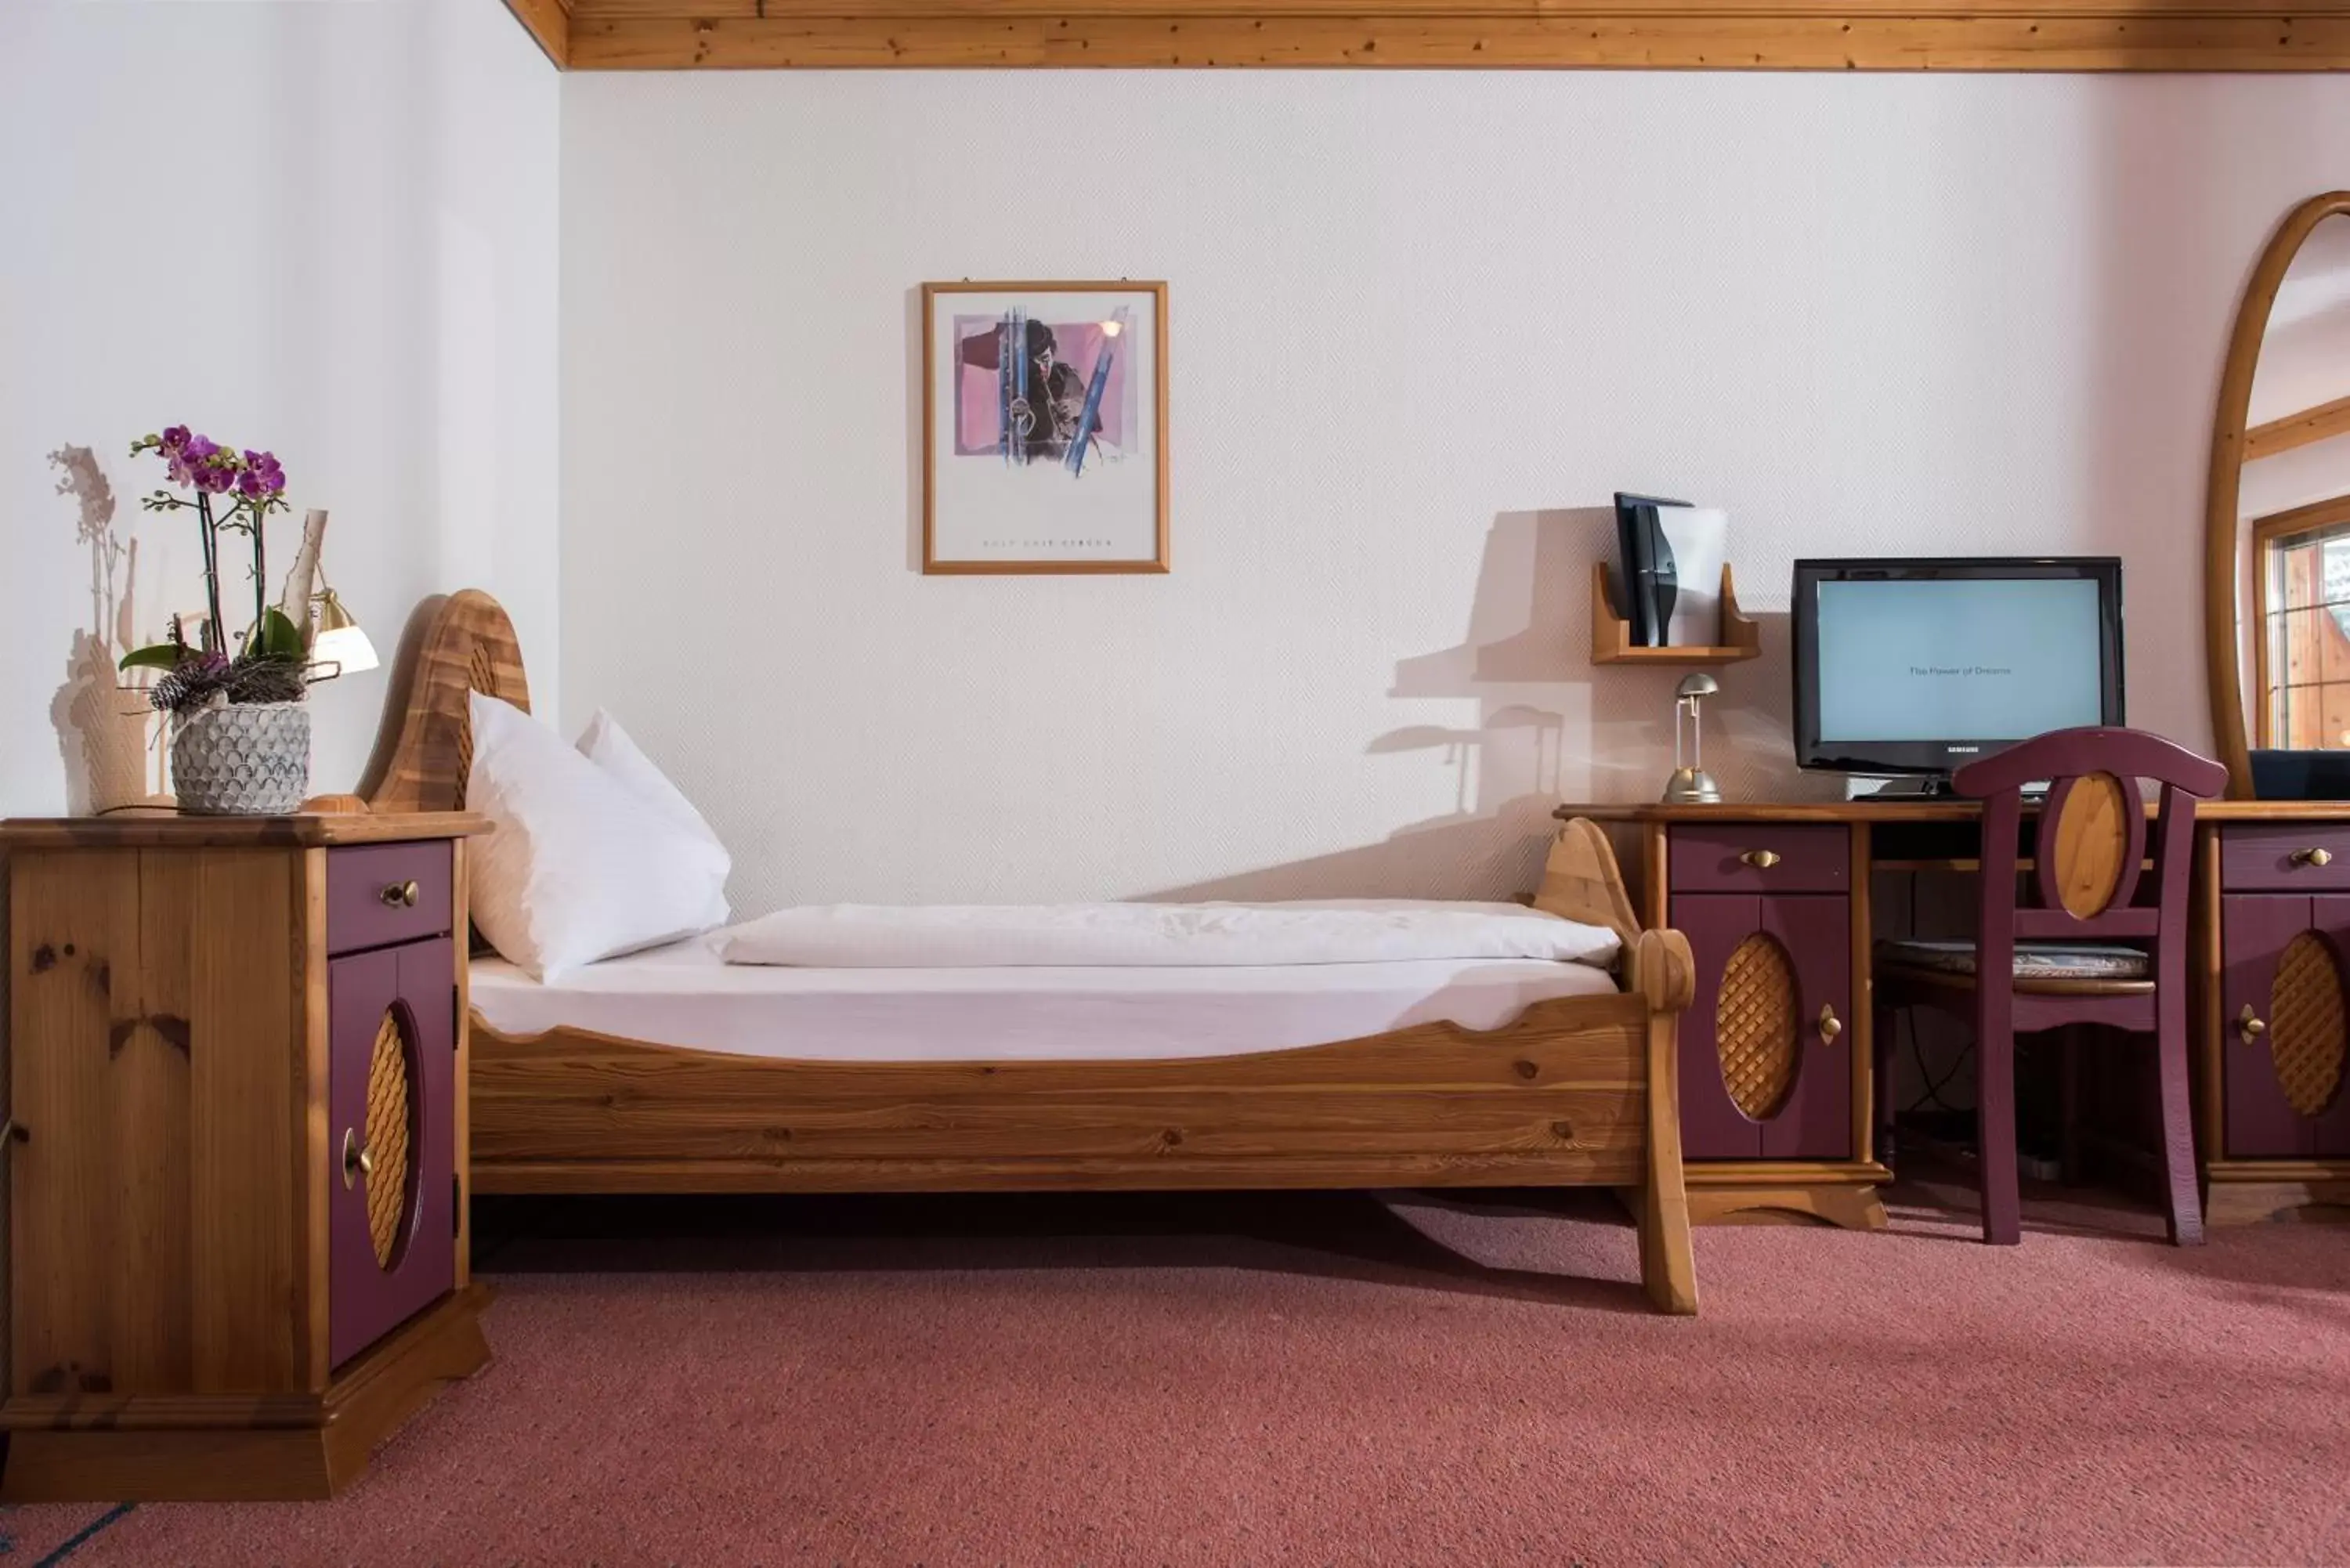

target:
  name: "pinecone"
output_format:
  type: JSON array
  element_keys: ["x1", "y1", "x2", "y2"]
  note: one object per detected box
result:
[{"x1": 150, "y1": 652, "x2": 234, "y2": 717}]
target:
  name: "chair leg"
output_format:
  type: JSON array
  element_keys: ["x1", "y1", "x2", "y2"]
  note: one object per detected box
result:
[
  {"x1": 2154, "y1": 999, "x2": 2206, "y2": 1247},
  {"x1": 1976, "y1": 1008, "x2": 2022, "y2": 1246},
  {"x1": 2058, "y1": 1025, "x2": 2083, "y2": 1187}
]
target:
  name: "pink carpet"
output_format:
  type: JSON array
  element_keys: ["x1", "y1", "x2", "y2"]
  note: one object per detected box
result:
[{"x1": 9, "y1": 1176, "x2": 2348, "y2": 1566}]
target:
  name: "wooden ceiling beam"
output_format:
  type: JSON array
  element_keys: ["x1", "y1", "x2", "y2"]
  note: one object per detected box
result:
[
  {"x1": 568, "y1": 0, "x2": 2350, "y2": 17},
  {"x1": 501, "y1": 0, "x2": 573, "y2": 66},
  {"x1": 2247, "y1": 394, "x2": 2350, "y2": 462},
  {"x1": 562, "y1": 8, "x2": 2350, "y2": 69}
]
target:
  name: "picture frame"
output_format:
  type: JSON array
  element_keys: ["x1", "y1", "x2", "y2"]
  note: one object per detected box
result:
[{"x1": 921, "y1": 280, "x2": 1170, "y2": 575}]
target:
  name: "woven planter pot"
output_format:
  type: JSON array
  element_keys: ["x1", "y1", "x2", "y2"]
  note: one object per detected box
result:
[{"x1": 171, "y1": 702, "x2": 312, "y2": 816}]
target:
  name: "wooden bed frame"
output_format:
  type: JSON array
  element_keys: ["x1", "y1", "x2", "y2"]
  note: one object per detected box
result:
[{"x1": 358, "y1": 591, "x2": 1701, "y2": 1313}]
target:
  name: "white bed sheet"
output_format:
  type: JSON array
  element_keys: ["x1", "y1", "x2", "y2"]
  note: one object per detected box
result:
[{"x1": 469, "y1": 932, "x2": 1622, "y2": 1062}]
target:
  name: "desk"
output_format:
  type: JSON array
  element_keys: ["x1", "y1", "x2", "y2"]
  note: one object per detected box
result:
[{"x1": 1560, "y1": 800, "x2": 2350, "y2": 1227}]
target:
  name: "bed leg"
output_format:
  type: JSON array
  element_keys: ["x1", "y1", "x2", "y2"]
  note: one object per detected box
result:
[
  {"x1": 1634, "y1": 930, "x2": 1698, "y2": 1317},
  {"x1": 1639, "y1": 1050, "x2": 1697, "y2": 1315}
]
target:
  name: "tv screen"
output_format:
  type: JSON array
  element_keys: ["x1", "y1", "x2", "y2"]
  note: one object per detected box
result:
[{"x1": 1793, "y1": 558, "x2": 2124, "y2": 779}]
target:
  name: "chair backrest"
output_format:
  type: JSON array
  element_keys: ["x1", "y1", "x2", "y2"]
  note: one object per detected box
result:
[{"x1": 1951, "y1": 727, "x2": 2228, "y2": 965}]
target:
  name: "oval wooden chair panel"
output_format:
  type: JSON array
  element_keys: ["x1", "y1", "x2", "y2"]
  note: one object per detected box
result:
[{"x1": 2038, "y1": 771, "x2": 2145, "y2": 920}]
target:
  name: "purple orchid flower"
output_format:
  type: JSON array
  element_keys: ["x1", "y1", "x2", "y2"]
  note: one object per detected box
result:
[
  {"x1": 180, "y1": 436, "x2": 237, "y2": 494},
  {"x1": 165, "y1": 432, "x2": 217, "y2": 486},
  {"x1": 237, "y1": 450, "x2": 285, "y2": 499}
]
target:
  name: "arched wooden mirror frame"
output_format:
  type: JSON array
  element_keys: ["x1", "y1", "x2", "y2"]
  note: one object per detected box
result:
[{"x1": 2205, "y1": 191, "x2": 2350, "y2": 800}]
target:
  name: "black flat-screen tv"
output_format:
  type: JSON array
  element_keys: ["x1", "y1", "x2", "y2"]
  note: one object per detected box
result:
[{"x1": 1792, "y1": 557, "x2": 2125, "y2": 782}]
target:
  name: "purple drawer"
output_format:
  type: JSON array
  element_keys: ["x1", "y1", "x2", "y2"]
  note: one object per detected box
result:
[
  {"x1": 2219, "y1": 826, "x2": 2350, "y2": 893},
  {"x1": 327, "y1": 841, "x2": 454, "y2": 956},
  {"x1": 1669, "y1": 823, "x2": 1849, "y2": 894}
]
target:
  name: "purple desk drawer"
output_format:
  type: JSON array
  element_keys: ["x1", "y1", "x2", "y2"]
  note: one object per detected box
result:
[
  {"x1": 1669, "y1": 823, "x2": 1849, "y2": 895},
  {"x1": 327, "y1": 841, "x2": 454, "y2": 956},
  {"x1": 2219, "y1": 826, "x2": 2350, "y2": 893}
]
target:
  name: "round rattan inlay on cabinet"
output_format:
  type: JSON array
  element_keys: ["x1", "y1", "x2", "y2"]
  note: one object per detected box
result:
[
  {"x1": 2269, "y1": 931, "x2": 2348, "y2": 1118},
  {"x1": 1716, "y1": 931, "x2": 1800, "y2": 1122},
  {"x1": 363, "y1": 1008, "x2": 419, "y2": 1269}
]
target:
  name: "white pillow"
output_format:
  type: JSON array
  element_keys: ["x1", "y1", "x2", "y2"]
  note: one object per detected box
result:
[
  {"x1": 465, "y1": 693, "x2": 732, "y2": 981},
  {"x1": 574, "y1": 710, "x2": 732, "y2": 930}
]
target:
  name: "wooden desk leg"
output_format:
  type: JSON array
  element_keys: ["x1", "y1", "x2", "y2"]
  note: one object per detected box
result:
[{"x1": 1874, "y1": 999, "x2": 1900, "y2": 1177}]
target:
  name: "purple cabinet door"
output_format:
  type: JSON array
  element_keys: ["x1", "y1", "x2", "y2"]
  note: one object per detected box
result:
[
  {"x1": 1759, "y1": 894, "x2": 1853, "y2": 1162},
  {"x1": 1671, "y1": 891, "x2": 1853, "y2": 1160},
  {"x1": 1675, "y1": 894, "x2": 1768, "y2": 1159},
  {"x1": 2221, "y1": 894, "x2": 2315, "y2": 1159},
  {"x1": 328, "y1": 938, "x2": 457, "y2": 1368},
  {"x1": 2304, "y1": 898, "x2": 2350, "y2": 1158}
]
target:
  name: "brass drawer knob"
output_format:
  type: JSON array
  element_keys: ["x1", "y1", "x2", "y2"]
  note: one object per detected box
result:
[
  {"x1": 2239, "y1": 1004, "x2": 2267, "y2": 1045},
  {"x1": 1818, "y1": 1003, "x2": 1843, "y2": 1042},
  {"x1": 378, "y1": 879, "x2": 421, "y2": 909},
  {"x1": 342, "y1": 1127, "x2": 375, "y2": 1189},
  {"x1": 2291, "y1": 847, "x2": 2334, "y2": 868},
  {"x1": 1740, "y1": 849, "x2": 1783, "y2": 870}
]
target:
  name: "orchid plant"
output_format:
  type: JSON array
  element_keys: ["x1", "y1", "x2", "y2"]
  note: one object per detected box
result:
[{"x1": 118, "y1": 427, "x2": 312, "y2": 717}]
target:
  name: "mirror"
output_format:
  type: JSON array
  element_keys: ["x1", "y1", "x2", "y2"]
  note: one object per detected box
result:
[{"x1": 2207, "y1": 193, "x2": 2350, "y2": 797}]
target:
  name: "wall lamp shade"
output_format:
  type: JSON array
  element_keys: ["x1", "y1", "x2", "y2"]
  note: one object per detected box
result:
[{"x1": 310, "y1": 588, "x2": 378, "y2": 677}]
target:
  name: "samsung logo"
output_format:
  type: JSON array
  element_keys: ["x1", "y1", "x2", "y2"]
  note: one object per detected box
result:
[{"x1": 1946, "y1": 745, "x2": 1981, "y2": 754}]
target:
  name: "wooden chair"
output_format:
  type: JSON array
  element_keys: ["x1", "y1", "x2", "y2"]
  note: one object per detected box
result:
[{"x1": 1875, "y1": 727, "x2": 2227, "y2": 1246}]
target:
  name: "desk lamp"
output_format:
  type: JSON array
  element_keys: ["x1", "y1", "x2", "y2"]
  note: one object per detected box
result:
[
  {"x1": 308, "y1": 580, "x2": 378, "y2": 677},
  {"x1": 1663, "y1": 673, "x2": 1722, "y2": 804}
]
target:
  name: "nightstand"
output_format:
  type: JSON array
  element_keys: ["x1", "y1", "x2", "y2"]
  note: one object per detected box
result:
[{"x1": 0, "y1": 812, "x2": 491, "y2": 1501}]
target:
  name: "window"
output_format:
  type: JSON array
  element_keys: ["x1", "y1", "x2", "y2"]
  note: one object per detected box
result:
[{"x1": 2257, "y1": 499, "x2": 2350, "y2": 748}]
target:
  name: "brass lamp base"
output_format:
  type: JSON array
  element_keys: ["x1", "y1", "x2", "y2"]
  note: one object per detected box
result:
[{"x1": 1661, "y1": 766, "x2": 1722, "y2": 804}]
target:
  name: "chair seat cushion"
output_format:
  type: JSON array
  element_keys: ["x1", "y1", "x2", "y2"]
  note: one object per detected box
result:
[{"x1": 1875, "y1": 939, "x2": 2151, "y2": 981}]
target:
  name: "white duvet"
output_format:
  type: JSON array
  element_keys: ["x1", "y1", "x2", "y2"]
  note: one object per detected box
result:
[{"x1": 717, "y1": 899, "x2": 1619, "y2": 970}]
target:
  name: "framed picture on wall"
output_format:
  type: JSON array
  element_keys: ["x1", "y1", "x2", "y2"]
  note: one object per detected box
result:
[{"x1": 921, "y1": 280, "x2": 1169, "y2": 574}]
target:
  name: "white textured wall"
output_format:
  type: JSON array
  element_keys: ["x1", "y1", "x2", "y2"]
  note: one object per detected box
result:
[
  {"x1": 560, "y1": 72, "x2": 2350, "y2": 913},
  {"x1": 0, "y1": 0, "x2": 559, "y2": 815}
]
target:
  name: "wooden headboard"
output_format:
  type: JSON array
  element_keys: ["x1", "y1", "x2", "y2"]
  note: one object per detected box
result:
[{"x1": 358, "y1": 589, "x2": 531, "y2": 813}]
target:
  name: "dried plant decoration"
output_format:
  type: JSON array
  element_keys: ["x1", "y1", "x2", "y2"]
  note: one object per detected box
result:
[{"x1": 49, "y1": 443, "x2": 167, "y2": 812}]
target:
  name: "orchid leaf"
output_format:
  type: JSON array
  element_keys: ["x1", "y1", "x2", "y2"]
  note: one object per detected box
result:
[
  {"x1": 118, "y1": 642, "x2": 188, "y2": 673},
  {"x1": 253, "y1": 606, "x2": 306, "y2": 659}
]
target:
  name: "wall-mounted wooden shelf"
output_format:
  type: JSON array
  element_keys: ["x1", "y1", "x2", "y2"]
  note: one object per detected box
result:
[{"x1": 1590, "y1": 562, "x2": 1761, "y2": 667}]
